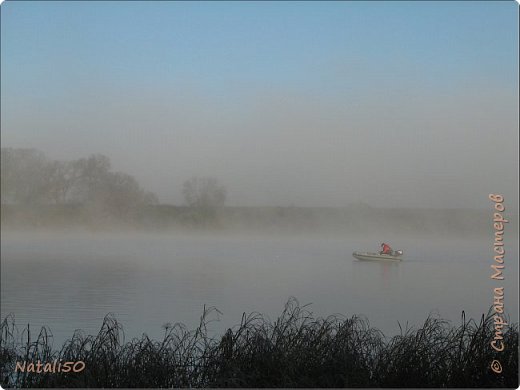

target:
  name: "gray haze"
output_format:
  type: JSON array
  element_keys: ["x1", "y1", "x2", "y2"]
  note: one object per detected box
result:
[
  {"x1": 2, "y1": 2, "x2": 518, "y2": 209},
  {"x1": 2, "y1": 85, "x2": 518, "y2": 209}
]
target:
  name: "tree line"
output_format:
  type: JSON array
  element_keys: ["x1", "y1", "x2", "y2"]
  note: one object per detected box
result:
[
  {"x1": 1, "y1": 147, "x2": 156, "y2": 204},
  {"x1": 1, "y1": 148, "x2": 227, "y2": 223}
]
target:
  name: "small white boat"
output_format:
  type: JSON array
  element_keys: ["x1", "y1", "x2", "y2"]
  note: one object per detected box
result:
[{"x1": 352, "y1": 250, "x2": 403, "y2": 262}]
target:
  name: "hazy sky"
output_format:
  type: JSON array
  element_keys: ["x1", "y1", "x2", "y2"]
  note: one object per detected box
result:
[{"x1": 1, "y1": 1, "x2": 518, "y2": 208}]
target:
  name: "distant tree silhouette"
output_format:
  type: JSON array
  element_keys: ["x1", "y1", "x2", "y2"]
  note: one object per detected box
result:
[
  {"x1": 0, "y1": 148, "x2": 158, "y2": 219},
  {"x1": 182, "y1": 177, "x2": 226, "y2": 224}
]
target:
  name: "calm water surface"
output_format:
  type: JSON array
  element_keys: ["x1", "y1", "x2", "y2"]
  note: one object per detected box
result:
[{"x1": 1, "y1": 231, "x2": 518, "y2": 344}]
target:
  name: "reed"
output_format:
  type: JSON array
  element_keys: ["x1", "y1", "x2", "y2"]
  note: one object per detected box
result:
[{"x1": 1, "y1": 299, "x2": 517, "y2": 388}]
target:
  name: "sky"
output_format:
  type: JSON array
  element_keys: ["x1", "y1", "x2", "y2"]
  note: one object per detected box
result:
[{"x1": 1, "y1": 1, "x2": 518, "y2": 208}]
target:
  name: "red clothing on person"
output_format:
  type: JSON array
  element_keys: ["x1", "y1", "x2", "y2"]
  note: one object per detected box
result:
[{"x1": 381, "y1": 243, "x2": 392, "y2": 254}]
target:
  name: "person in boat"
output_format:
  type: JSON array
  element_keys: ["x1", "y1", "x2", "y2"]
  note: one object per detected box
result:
[{"x1": 380, "y1": 242, "x2": 393, "y2": 255}]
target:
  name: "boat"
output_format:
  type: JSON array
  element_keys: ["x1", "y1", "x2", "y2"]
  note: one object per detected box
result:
[{"x1": 352, "y1": 250, "x2": 403, "y2": 262}]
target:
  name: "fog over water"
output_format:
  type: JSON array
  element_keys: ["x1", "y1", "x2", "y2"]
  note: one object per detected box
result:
[
  {"x1": 1, "y1": 2, "x2": 518, "y2": 344},
  {"x1": 2, "y1": 230, "x2": 518, "y2": 344}
]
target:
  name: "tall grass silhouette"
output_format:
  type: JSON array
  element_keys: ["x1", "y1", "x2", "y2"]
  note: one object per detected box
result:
[{"x1": 1, "y1": 298, "x2": 517, "y2": 388}]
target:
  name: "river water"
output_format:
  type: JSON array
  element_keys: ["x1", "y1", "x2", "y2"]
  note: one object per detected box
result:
[{"x1": 1, "y1": 230, "x2": 518, "y2": 345}]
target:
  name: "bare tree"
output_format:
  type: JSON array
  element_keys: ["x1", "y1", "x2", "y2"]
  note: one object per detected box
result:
[
  {"x1": 182, "y1": 177, "x2": 226, "y2": 223},
  {"x1": 41, "y1": 160, "x2": 78, "y2": 204},
  {"x1": 72, "y1": 154, "x2": 112, "y2": 203}
]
